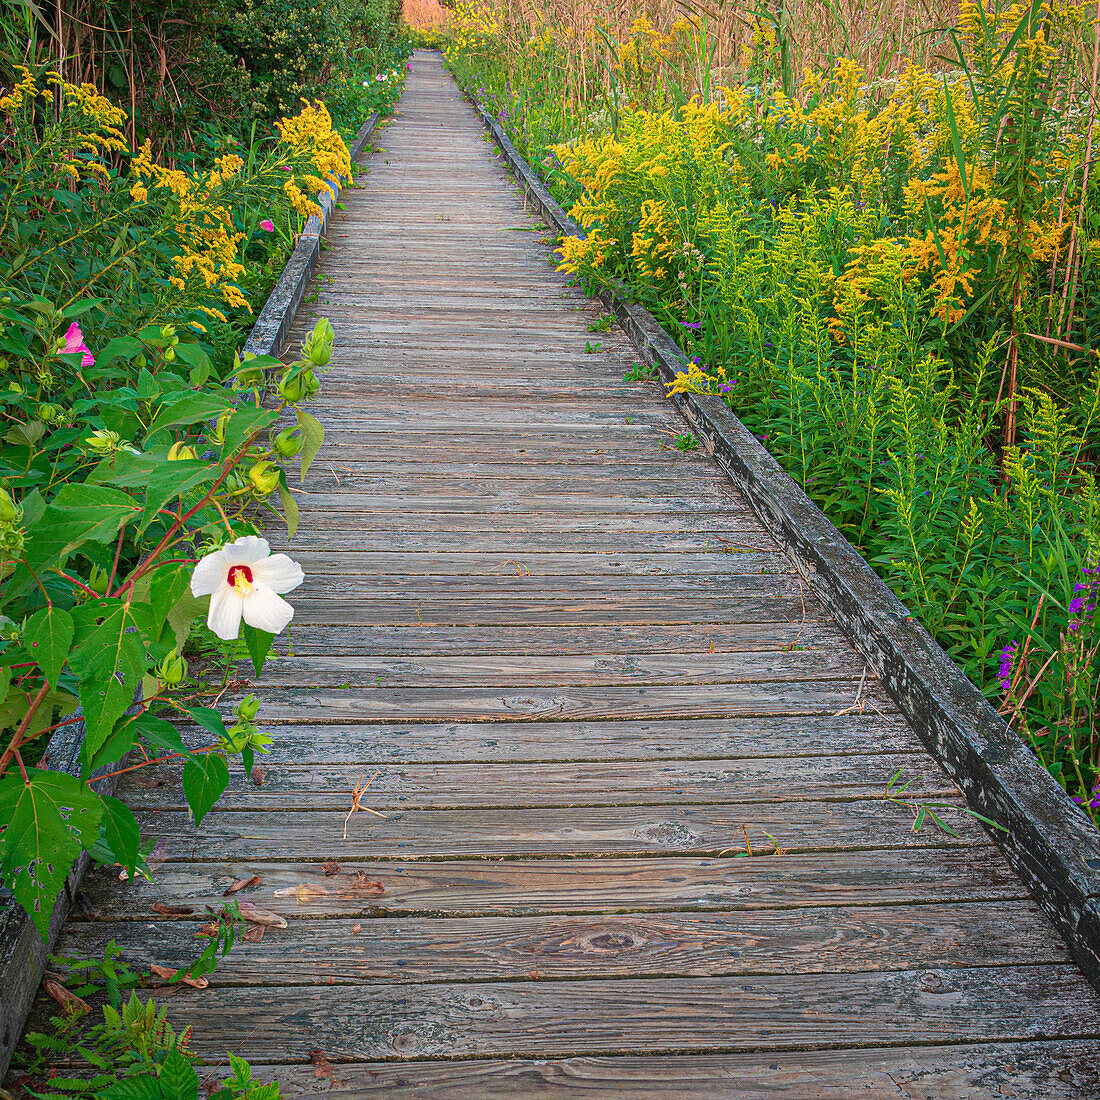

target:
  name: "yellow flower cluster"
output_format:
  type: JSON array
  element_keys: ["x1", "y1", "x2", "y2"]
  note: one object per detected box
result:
[
  {"x1": 0, "y1": 67, "x2": 126, "y2": 184},
  {"x1": 129, "y1": 141, "x2": 249, "y2": 315},
  {"x1": 276, "y1": 100, "x2": 352, "y2": 220}
]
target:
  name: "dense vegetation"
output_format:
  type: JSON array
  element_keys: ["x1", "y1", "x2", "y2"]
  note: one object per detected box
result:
[
  {"x1": 0, "y1": 1, "x2": 407, "y2": 1092},
  {"x1": 442, "y1": 0, "x2": 1100, "y2": 821}
]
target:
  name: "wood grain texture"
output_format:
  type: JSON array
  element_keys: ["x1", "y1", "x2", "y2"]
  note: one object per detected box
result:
[{"x1": 23, "y1": 52, "x2": 1100, "y2": 1093}]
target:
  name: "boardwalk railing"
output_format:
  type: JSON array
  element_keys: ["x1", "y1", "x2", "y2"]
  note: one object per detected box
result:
[{"x1": 470, "y1": 98, "x2": 1100, "y2": 990}]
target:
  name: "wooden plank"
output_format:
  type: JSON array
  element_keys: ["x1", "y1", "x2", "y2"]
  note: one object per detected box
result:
[
  {"x1": 282, "y1": 551, "x2": 796, "y2": 576},
  {"x1": 121, "y1": 753, "x2": 948, "y2": 810},
  {"x1": 245, "y1": 649, "x2": 870, "y2": 686},
  {"x1": 130, "y1": 799, "x2": 985, "y2": 860},
  {"x1": 34, "y1": 966, "x2": 1100, "y2": 1061},
  {"x1": 286, "y1": 597, "x2": 826, "y2": 626},
  {"x1": 58, "y1": 900, "x2": 1068, "y2": 985},
  {"x1": 222, "y1": 681, "x2": 890, "y2": 722},
  {"x1": 171, "y1": 715, "x2": 924, "y2": 765},
  {"x1": 203, "y1": 1043, "x2": 1100, "y2": 1098},
  {"x1": 272, "y1": 623, "x2": 852, "y2": 655},
  {"x1": 78, "y1": 850, "x2": 1031, "y2": 920}
]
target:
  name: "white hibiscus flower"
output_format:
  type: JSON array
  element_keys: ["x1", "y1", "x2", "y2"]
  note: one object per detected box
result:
[{"x1": 190, "y1": 535, "x2": 304, "y2": 641}]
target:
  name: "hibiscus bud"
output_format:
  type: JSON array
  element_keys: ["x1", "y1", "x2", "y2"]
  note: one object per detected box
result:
[
  {"x1": 86, "y1": 429, "x2": 122, "y2": 454},
  {"x1": 0, "y1": 527, "x2": 24, "y2": 554},
  {"x1": 211, "y1": 411, "x2": 231, "y2": 444},
  {"x1": 248, "y1": 460, "x2": 281, "y2": 497},
  {"x1": 304, "y1": 370, "x2": 320, "y2": 397},
  {"x1": 275, "y1": 427, "x2": 304, "y2": 457},
  {"x1": 224, "y1": 471, "x2": 247, "y2": 493},
  {"x1": 164, "y1": 347, "x2": 176, "y2": 362},
  {"x1": 236, "y1": 694, "x2": 261, "y2": 721},
  {"x1": 277, "y1": 370, "x2": 306, "y2": 403},
  {"x1": 0, "y1": 487, "x2": 20, "y2": 524},
  {"x1": 155, "y1": 647, "x2": 188, "y2": 687},
  {"x1": 167, "y1": 442, "x2": 198, "y2": 461},
  {"x1": 159, "y1": 324, "x2": 177, "y2": 340},
  {"x1": 37, "y1": 403, "x2": 58, "y2": 422},
  {"x1": 88, "y1": 564, "x2": 109, "y2": 595}
]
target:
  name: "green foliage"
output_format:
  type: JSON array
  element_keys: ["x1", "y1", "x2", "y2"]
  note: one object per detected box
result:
[
  {"x1": 16, "y1": 922, "x2": 277, "y2": 1099},
  {"x1": 447, "y1": 1, "x2": 1100, "y2": 820}
]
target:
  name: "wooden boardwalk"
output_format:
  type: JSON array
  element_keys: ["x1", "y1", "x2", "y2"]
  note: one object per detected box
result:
[{"x1": 38, "y1": 51, "x2": 1100, "y2": 1096}]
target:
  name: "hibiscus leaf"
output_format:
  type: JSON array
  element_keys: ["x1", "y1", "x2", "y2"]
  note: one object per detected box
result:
[
  {"x1": 140, "y1": 460, "x2": 216, "y2": 531},
  {"x1": 182, "y1": 753, "x2": 229, "y2": 825},
  {"x1": 185, "y1": 705, "x2": 227, "y2": 741},
  {"x1": 98, "y1": 794, "x2": 141, "y2": 878},
  {"x1": 277, "y1": 470, "x2": 299, "y2": 537},
  {"x1": 241, "y1": 622, "x2": 275, "y2": 677},
  {"x1": 0, "y1": 770, "x2": 103, "y2": 939},
  {"x1": 23, "y1": 485, "x2": 141, "y2": 571},
  {"x1": 221, "y1": 406, "x2": 279, "y2": 458},
  {"x1": 144, "y1": 391, "x2": 232, "y2": 446},
  {"x1": 134, "y1": 713, "x2": 194, "y2": 760},
  {"x1": 22, "y1": 606, "x2": 74, "y2": 688},
  {"x1": 295, "y1": 406, "x2": 324, "y2": 477}
]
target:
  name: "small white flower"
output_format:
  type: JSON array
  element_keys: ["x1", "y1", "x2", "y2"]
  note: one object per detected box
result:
[{"x1": 190, "y1": 535, "x2": 304, "y2": 641}]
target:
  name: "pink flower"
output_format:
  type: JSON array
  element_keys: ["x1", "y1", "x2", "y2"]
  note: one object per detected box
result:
[
  {"x1": 280, "y1": 164, "x2": 292, "y2": 172},
  {"x1": 62, "y1": 321, "x2": 94, "y2": 368},
  {"x1": 407, "y1": 62, "x2": 413, "y2": 71},
  {"x1": 260, "y1": 219, "x2": 275, "y2": 232}
]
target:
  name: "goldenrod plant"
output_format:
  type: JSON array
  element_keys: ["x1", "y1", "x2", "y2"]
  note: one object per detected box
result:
[{"x1": 446, "y1": 0, "x2": 1100, "y2": 821}]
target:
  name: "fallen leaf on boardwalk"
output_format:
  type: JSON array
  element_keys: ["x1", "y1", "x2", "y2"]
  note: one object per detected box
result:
[
  {"x1": 273, "y1": 884, "x2": 328, "y2": 904},
  {"x1": 251, "y1": 766, "x2": 266, "y2": 786},
  {"x1": 149, "y1": 964, "x2": 209, "y2": 990},
  {"x1": 309, "y1": 1051, "x2": 335, "y2": 1081},
  {"x1": 322, "y1": 861, "x2": 341, "y2": 876},
  {"x1": 197, "y1": 921, "x2": 220, "y2": 937},
  {"x1": 152, "y1": 903, "x2": 194, "y2": 916},
  {"x1": 343, "y1": 769, "x2": 384, "y2": 838},
  {"x1": 338, "y1": 872, "x2": 385, "y2": 897},
  {"x1": 351, "y1": 923, "x2": 362, "y2": 934},
  {"x1": 223, "y1": 875, "x2": 260, "y2": 896},
  {"x1": 243, "y1": 923, "x2": 265, "y2": 943},
  {"x1": 44, "y1": 980, "x2": 89, "y2": 1016},
  {"x1": 236, "y1": 901, "x2": 288, "y2": 928}
]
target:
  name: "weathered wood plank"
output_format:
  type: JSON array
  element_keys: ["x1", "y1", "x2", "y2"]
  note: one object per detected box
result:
[
  {"x1": 120, "y1": 753, "x2": 947, "y2": 810},
  {"x1": 223, "y1": 681, "x2": 891, "y2": 722},
  {"x1": 209, "y1": 1043, "x2": 1100, "y2": 1098},
  {"x1": 78, "y1": 849, "x2": 1031, "y2": 921},
  {"x1": 35, "y1": 966, "x2": 1100, "y2": 1061},
  {"x1": 245, "y1": 649, "x2": 870, "y2": 686},
  {"x1": 132, "y1": 799, "x2": 984, "y2": 860},
  {"x1": 272, "y1": 623, "x2": 852, "y2": 655},
  {"x1": 58, "y1": 900, "x2": 1068, "y2": 985}
]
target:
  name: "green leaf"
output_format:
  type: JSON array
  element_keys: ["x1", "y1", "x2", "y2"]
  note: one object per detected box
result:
[
  {"x1": 145, "y1": 561, "x2": 195, "y2": 630},
  {"x1": 221, "y1": 406, "x2": 279, "y2": 458},
  {"x1": 23, "y1": 484, "x2": 140, "y2": 571},
  {"x1": 141, "y1": 460, "x2": 216, "y2": 531},
  {"x1": 160, "y1": 1044, "x2": 200, "y2": 1100},
  {"x1": 99, "y1": 794, "x2": 141, "y2": 877},
  {"x1": 70, "y1": 599, "x2": 154, "y2": 757},
  {"x1": 296, "y1": 406, "x2": 324, "y2": 477},
  {"x1": 98, "y1": 1077, "x2": 163, "y2": 1100},
  {"x1": 84, "y1": 711, "x2": 139, "y2": 775},
  {"x1": 22, "y1": 606, "x2": 74, "y2": 687},
  {"x1": 134, "y1": 713, "x2": 194, "y2": 759},
  {"x1": 277, "y1": 474, "x2": 299, "y2": 538},
  {"x1": 94, "y1": 336, "x2": 145, "y2": 367},
  {"x1": 242, "y1": 622, "x2": 275, "y2": 677},
  {"x1": 185, "y1": 705, "x2": 227, "y2": 741},
  {"x1": 144, "y1": 391, "x2": 231, "y2": 445},
  {"x1": 165, "y1": 588, "x2": 206, "y2": 651},
  {"x1": 0, "y1": 770, "x2": 103, "y2": 939},
  {"x1": 181, "y1": 753, "x2": 229, "y2": 825}
]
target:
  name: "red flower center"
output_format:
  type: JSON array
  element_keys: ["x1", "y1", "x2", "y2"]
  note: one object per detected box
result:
[{"x1": 227, "y1": 564, "x2": 254, "y2": 592}]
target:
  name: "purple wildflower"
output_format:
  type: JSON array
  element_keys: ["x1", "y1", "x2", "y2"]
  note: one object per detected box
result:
[
  {"x1": 998, "y1": 641, "x2": 1017, "y2": 694},
  {"x1": 680, "y1": 321, "x2": 703, "y2": 331}
]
